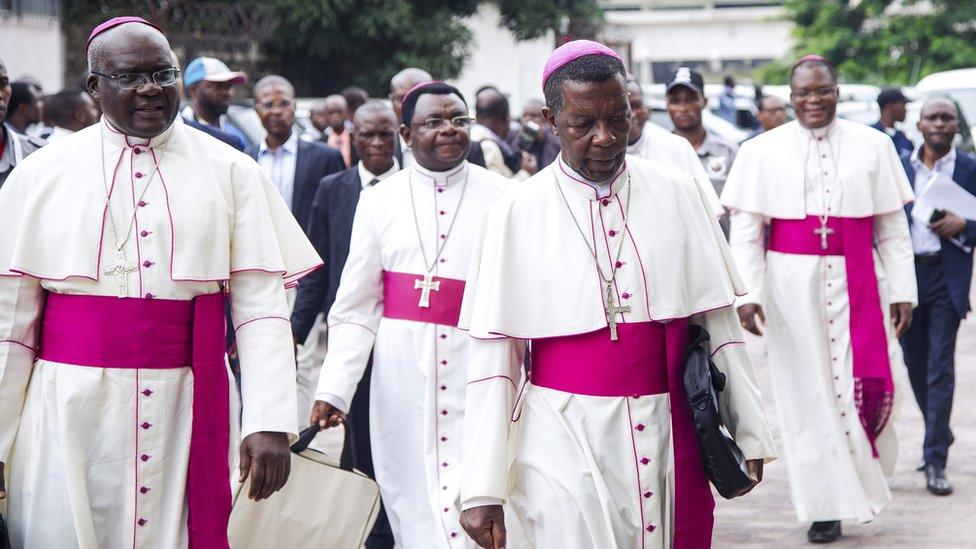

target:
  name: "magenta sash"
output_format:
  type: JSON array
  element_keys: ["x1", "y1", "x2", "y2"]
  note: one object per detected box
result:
[
  {"x1": 531, "y1": 320, "x2": 714, "y2": 548},
  {"x1": 39, "y1": 292, "x2": 231, "y2": 549},
  {"x1": 382, "y1": 270, "x2": 465, "y2": 326},
  {"x1": 769, "y1": 216, "x2": 894, "y2": 456}
]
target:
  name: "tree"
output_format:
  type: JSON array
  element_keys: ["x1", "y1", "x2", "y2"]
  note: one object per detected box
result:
[
  {"x1": 758, "y1": 0, "x2": 976, "y2": 85},
  {"x1": 61, "y1": 0, "x2": 601, "y2": 96},
  {"x1": 264, "y1": 0, "x2": 601, "y2": 95}
]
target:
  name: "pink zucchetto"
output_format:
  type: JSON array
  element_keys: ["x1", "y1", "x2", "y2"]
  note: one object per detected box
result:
[
  {"x1": 542, "y1": 39, "x2": 622, "y2": 86},
  {"x1": 86, "y1": 16, "x2": 163, "y2": 55}
]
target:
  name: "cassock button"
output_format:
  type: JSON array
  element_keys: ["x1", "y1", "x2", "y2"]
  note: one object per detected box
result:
[
  {"x1": 615, "y1": 261, "x2": 623, "y2": 269},
  {"x1": 138, "y1": 200, "x2": 147, "y2": 207},
  {"x1": 443, "y1": 507, "x2": 449, "y2": 513},
  {"x1": 451, "y1": 532, "x2": 458, "y2": 538},
  {"x1": 635, "y1": 424, "x2": 645, "y2": 432},
  {"x1": 441, "y1": 462, "x2": 449, "y2": 468},
  {"x1": 135, "y1": 172, "x2": 144, "y2": 179},
  {"x1": 145, "y1": 293, "x2": 154, "y2": 299},
  {"x1": 643, "y1": 491, "x2": 653, "y2": 498},
  {"x1": 440, "y1": 334, "x2": 447, "y2": 339},
  {"x1": 441, "y1": 360, "x2": 448, "y2": 365},
  {"x1": 140, "y1": 454, "x2": 150, "y2": 462},
  {"x1": 140, "y1": 486, "x2": 150, "y2": 494},
  {"x1": 133, "y1": 148, "x2": 143, "y2": 155},
  {"x1": 141, "y1": 422, "x2": 152, "y2": 430},
  {"x1": 841, "y1": 412, "x2": 846, "y2": 417},
  {"x1": 440, "y1": 385, "x2": 447, "y2": 391},
  {"x1": 143, "y1": 260, "x2": 154, "y2": 268},
  {"x1": 142, "y1": 389, "x2": 153, "y2": 396},
  {"x1": 440, "y1": 409, "x2": 448, "y2": 416},
  {"x1": 646, "y1": 524, "x2": 656, "y2": 533},
  {"x1": 608, "y1": 230, "x2": 617, "y2": 237},
  {"x1": 439, "y1": 258, "x2": 446, "y2": 264},
  {"x1": 440, "y1": 234, "x2": 446, "y2": 239},
  {"x1": 137, "y1": 518, "x2": 147, "y2": 526},
  {"x1": 601, "y1": 199, "x2": 610, "y2": 206},
  {"x1": 439, "y1": 210, "x2": 446, "y2": 215},
  {"x1": 622, "y1": 293, "x2": 631, "y2": 299},
  {"x1": 443, "y1": 485, "x2": 448, "y2": 490},
  {"x1": 845, "y1": 431, "x2": 850, "y2": 436},
  {"x1": 437, "y1": 188, "x2": 444, "y2": 193},
  {"x1": 440, "y1": 436, "x2": 448, "y2": 442},
  {"x1": 140, "y1": 230, "x2": 149, "y2": 237},
  {"x1": 640, "y1": 457, "x2": 649, "y2": 465}
]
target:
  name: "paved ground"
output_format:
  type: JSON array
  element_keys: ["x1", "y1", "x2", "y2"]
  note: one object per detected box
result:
[{"x1": 713, "y1": 315, "x2": 976, "y2": 547}]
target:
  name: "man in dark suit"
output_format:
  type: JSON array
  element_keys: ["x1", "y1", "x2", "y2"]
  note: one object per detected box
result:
[
  {"x1": 899, "y1": 96, "x2": 976, "y2": 497},
  {"x1": 248, "y1": 74, "x2": 345, "y2": 232},
  {"x1": 291, "y1": 100, "x2": 399, "y2": 549}
]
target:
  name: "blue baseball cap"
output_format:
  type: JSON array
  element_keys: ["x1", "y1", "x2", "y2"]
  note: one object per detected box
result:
[{"x1": 183, "y1": 57, "x2": 247, "y2": 88}]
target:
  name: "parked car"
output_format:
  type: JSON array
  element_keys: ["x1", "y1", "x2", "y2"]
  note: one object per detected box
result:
[{"x1": 645, "y1": 96, "x2": 750, "y2": 144}]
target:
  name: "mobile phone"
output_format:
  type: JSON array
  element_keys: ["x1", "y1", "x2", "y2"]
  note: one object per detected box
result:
[{"x1": 930, "y1": 209, "x2": 947, "y2": 223}]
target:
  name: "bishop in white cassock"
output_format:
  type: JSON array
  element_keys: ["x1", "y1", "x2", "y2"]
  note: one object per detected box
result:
[
  {"x1": 0, "y1": 19, "x2": 320, "y2": 548},
  {"x1": 721, "y1": 56, "x2": 916, "y2": 543},
  {"x1": 310, "y1": 82, "x2": 511, "y2": 548},
  {"x1": 458, "y1": 41, "x2": 775, "y2": 549}
]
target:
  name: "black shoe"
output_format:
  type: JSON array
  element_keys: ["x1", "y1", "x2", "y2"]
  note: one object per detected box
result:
[
  {"x1": 807, "y1": 521, "x2": 842, "y2": 544},
  {"x1": 924, "y1": 464, "x2": 953, "y2": 496},
  {"x1": 916, "y1": 459, "x2": 926, "y2": 472}
]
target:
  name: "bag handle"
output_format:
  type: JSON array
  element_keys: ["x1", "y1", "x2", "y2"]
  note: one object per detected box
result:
[{"x1": 290, "y1": 423, "x2": 355, "y2": 472}]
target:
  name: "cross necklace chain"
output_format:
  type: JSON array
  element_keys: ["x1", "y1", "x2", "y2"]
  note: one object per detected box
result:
[
  {"x1": 99, "y1": 129, "x2": 164, "y2": 297},
  {"x1": 805, "y1": 128, "x2": 841, "y2": 249},
  {"x1": 555, "y1": 171, "x2": 633, "y2": 341},
  {"x1": 407, "y1": 170, "x2": 469, "y2": 308}
]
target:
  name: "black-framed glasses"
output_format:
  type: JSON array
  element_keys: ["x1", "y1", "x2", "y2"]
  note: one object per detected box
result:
[
  {"x1": 414, "y1": 115, "x2": 474, "y2": 131},
  {"x1": 257, "y1": 99, "x2": 295, "y2": 111},
  {"x1": 91, "y1": 67, "x2": 181, "y2": 90},
  {"x1": 790, "y1": 87, "x2": 837, "y2": 100}
]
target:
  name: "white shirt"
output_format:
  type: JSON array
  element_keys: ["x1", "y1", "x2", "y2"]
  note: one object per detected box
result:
[
  {"x1": 257, "y1": 132, "x2": 299, "y2": 210},
  {"x1": 45, "y1": 126, "x2": 74, "y2": 142},
  {"x1": 399, "y1": 135, "x2": 413, "y2": 168},
  {"x1": 909, "y1": 144, "x2": 957, "y2": 254},
  {"x1": 356, "y1": 158, "x2": 400, "y2": 189}
]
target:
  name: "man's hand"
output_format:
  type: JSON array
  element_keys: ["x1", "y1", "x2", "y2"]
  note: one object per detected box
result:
[
  {"x1": 737, "y1": 459, "x2": 764, "y2": 497},
  {"x1": 891, "y1": 302, "x2": 913, "y2": 338},
  {"x1": 310, "y1": 400, "x2": 346, "y2": 431},
  {"x1": 0, "y1": 461, "x2": 6, "y2": 499},
  {"x1": 238, "y1": 432, "x2": 291, "y2": 501},
  {"x1": 520, "y1": 151, "x2": 539, "y2": 176},
  {"x1": 460, "y1": 505, "x2": 507, "y2": 549},
  {"x1": 737, "y1": 304, "x2": 765, "y2": 336},
  {"x1": 929, "y1": 211, "x2": 967, "y2": 238}
]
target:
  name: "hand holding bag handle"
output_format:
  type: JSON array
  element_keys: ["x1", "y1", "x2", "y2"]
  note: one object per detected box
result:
[{"x1": 290, "y1": 423, "x2": 355, "y2": 472}]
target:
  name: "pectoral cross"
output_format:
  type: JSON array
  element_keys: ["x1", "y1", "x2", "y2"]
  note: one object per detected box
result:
[
  {"x1": 414, "y1": 273, "x2": 440, "y2": 308},
  {"x1": 605, "y1": 282, "x2": 631, "y2": 341},
  {"x1": 814, "y1": 223, "x2": 834, "y2": 250},
  {"x1": 104, "y1": 249, "x2": 137, "y2": 298}
]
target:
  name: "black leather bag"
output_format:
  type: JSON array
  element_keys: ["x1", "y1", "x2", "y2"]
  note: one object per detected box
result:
[
  {"x1": 684, "y1": 324, "x2": 753, "y2": 499},
  {"x1": 1, "y1": 511, "x2": 9, "y2": 549}
]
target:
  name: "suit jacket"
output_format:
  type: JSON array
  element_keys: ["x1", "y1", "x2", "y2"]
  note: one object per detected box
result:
[
  {"x1": 291, "y1": 166, "x2": 364, "y2": 343},
  {"x1": 183, "y1": 117, "x2": 245, "y2": 151},
  {"x1": 248, "y1": 139, "x2": 346, "y2": 232},
  {"x1": 901, "y1": 149, "x2": 976, "y2": 317}
]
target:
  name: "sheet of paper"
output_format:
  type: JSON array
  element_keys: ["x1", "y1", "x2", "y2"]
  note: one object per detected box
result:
[{"x1": 913, "y1": 172, "x2": 976, "y2": 224}]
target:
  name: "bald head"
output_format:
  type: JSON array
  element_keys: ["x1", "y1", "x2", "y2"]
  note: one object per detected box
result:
[
  {"x1": 353, "y1": 100, "x2": 398, "y2": 176},
  {"x1": 390, "y1": 68, "x2": 433, "y2": 118},
  {"x1": 87, "y1": 22, "x2": 170, "y2": 74},
  {"x1": 254, "y1": 74, "x2": 294, "y2": 97}
]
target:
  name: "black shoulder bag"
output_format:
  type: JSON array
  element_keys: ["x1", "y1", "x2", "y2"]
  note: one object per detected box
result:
[{"x1": 684, "y1": 324, "x2": 753, "y2": 499}]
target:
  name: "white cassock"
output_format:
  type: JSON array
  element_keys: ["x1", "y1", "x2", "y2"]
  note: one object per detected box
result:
[
  {"x1": 314, "y1": 161, "x2": 510, "y2": 548},
  {"x1": 458, "y1": 154, "x2": 776, "y2": 548},
  {"x1": 627, "y1": 121, "x2": 725, "y2": 217},
  {"x1": 0, "y1": 118, "x2": 320, "y2": 548},
  {"x1": 721, "y1": 118, "x2": 917, "y2": 523}
]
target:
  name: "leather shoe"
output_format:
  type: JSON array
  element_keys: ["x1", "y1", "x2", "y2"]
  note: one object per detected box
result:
[
  {"x1": 916, "y1": 459, "x2": 925, "y2": 472},
  {"x1": 924, "y1": 464, "x2": 953, "y2": 496},
  {"x1": 807, "y1": 521, "x2": 841, "y2": 544}
]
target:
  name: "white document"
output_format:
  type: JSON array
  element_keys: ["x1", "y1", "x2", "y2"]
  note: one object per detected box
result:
[{"x1": 912, "y1": 172, "x2": 976, "y2": 252}]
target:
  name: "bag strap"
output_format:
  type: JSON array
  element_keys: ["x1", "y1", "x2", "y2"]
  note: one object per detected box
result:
[{"x1": 290, "y1": 423, "x2": 355, "y2": 472}]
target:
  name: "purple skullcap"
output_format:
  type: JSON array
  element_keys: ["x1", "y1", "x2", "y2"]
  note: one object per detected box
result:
[
  {"x1": 793, "y1": 54, "x2": 834, "y2": 69},
  {"x1": 542, "y1": 40, "x2": 622, "y2": 86},
  {"x1": 86, "y1": 16, "x2": 163, "y2": 56},
  {"x1": 401, "y1": 80, "x2": 445, "y2": 106}
]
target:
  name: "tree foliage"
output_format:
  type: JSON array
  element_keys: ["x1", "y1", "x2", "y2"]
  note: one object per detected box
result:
[
  {"x1": 758, "y1": 0, "x2": 976, "y2": 85},
  {"x1": 61, "y1": 0, "x2": 601, "y2": 96}
]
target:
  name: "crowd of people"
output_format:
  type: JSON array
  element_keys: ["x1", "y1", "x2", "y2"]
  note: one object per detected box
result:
[{"x1": 0, "y1": 14, "x2": 973, "y2": 549}]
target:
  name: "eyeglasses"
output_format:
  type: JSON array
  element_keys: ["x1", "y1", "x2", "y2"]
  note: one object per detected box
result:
[
  {"x1": 790, "y1": 87, "x2": 837, "y2": 100},
  {"x1": 413, "y1": 115, "x2": 474, "y2": 131},
  {"x1": 91, "y1": 68, "x2": 180, "y2": 90},
  {"x1": 257, "y1": 99, "x2": 295, "y2": 111}
]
